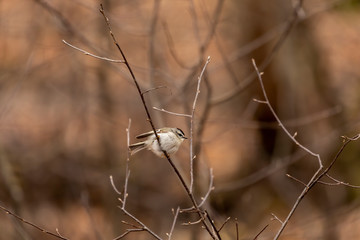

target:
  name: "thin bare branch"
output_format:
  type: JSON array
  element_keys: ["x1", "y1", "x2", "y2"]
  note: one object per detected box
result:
[
  {"x1": 110, "y1": 175, "x2": 122, "y2": 195},
  {"x1": 122, "y1": 118, "x2": 132, "y2": 207},
  {"x1": 342, "y1": 134, "x2": 360, "y2": 141},
  {"x1": 319, "y1": 173, "x2": 360, "y2": 188},
  {"x1": 253, "y1": 224, "x2": 270, "y2": 240},
  {"x1": 142, "y1": 86, "x2": 169, "y2": 95},
  {"x1": 110, "y1": 119, "x2": 132, "y2": 206},
  {"x1": 117, "y1": 207, "x2": 162, "y2": 240},
  {"x1": 55, "y1": 228, "x2": 68, "y2": 239},
  {"x1": 121, "y1": 220, "x2": 142, "y2": 229},
  {"x1": 286, "y1": 174, "x2": 307, "y2": 187},
  {"x1": 205, "y1": 210, "x2": 222, "y2": 240},
  {"x1": 153, "y1": 107, "x2": 192, "y2": 118},
  {"x1": 182, "y1": 216, "x2": 204, "y2": 226},
  {"x1": 253, "y1": 99, "x2": 268, "y2": 104},
  {"x1": 270, "y1": 213, "x2": 284, "y2": 224},
  {"x1": 0, "y1": 205, "x2": 69, "y2": 240},
  {"x1": 198, "y1": 168, "x2": 215, "y2": 208},
  {"x1": 167, "y1": 207, "x2": 180, "y2": 240},
  {"x1": 113, "y1": 228, "x2": 146, "y2": 240},
  {"x1": 62, "y1": 40, "x2": 124, "y2": 63},
  {"x1": 218, "y1": 217, "x2": 231, "y2": 232}
]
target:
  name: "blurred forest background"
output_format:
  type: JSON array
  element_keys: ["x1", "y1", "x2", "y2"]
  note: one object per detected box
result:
[{"x1": 1, "y1": 0, "x2": 360, "y2": 239}]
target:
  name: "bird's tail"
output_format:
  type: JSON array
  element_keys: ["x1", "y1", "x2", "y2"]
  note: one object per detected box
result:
[{"x1": 129, "y1": 142, "x2": 146, "y2": 155}]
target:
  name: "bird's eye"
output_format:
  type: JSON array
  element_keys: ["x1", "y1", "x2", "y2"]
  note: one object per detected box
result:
[{"x1": 176, "y1": 128, "x2": 185, "y2": 138}]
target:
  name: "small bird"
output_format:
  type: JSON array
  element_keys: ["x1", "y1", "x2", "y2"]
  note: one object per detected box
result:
[{"x1": 129, "y1": 127, "x2": 187, "y2": 157}]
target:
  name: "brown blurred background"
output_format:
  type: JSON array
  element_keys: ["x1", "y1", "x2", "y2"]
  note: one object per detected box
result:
[{"x1": 1, "y1": 0, "x2": 360, "y2": 239}]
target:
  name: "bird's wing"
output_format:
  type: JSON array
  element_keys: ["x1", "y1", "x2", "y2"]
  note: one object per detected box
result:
[{"x1": 136, "y1": 129, "x2": 159, "y2": 139}]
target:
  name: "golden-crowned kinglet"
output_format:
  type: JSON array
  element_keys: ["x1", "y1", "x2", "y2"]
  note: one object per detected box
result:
[{"x1": 129, "y1": 127, "x2": 187, "y2": 157}]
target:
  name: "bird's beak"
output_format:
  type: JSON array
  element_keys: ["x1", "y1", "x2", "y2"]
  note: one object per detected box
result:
[{"x1": 183, "y1": 136, "x2": 188, "y2": 139}]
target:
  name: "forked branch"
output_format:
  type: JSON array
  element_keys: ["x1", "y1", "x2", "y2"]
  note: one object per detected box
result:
[{"x1": 252, "y1": 59, "x2": 360, "y2": 239}]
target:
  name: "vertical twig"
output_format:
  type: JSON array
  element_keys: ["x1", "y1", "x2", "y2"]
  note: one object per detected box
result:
[
  {"x1": 111, "y1": 119, "x2": 162, "y2": 240},
  {"x1": 190, "y1": 56, "x2": 211, "y2": 193},
  {"x1": 194, "y1": 75, "x2": 212, "y2": 157},
  {"x1": 167, "y1": 207, "x2": 180, "y2": 240},
  {"x1": 198, "y1": 168, "x2": 214, "y2": 207},
  {"x1": 123, "y1": 118, "x2": 132, "y2": 207}
]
